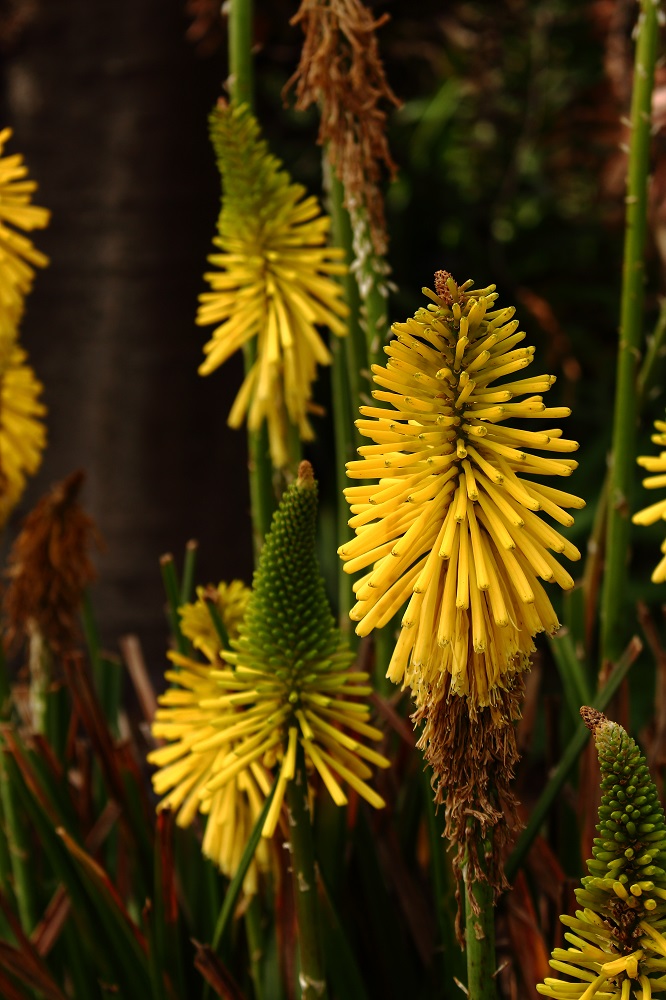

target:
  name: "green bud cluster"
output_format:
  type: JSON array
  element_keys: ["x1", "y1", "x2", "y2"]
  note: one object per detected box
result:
[
  {"x1": 538, "y1": 710, "x2": 666, "y2": 999},
  {"x1": 231, "y1": 462, "x2": 348, "y2": 682},
  {"x1": 209, "y1": 101, "x2": 303, "y2": 237},
  {"x1": 577, "y1": 708, "x2": 666, "y2": 924}
]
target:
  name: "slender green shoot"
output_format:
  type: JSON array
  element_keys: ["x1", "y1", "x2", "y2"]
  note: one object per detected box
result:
[{"x1": 600, "y1": 0, "x2": 660, "y2": 666}]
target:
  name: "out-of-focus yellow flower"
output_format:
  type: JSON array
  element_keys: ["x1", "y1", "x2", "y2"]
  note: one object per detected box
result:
[
  {"x1": 0, "y1": 344, "x2": 47, "y2": 524},
  {"x1": 339, "y1": 271, "x2": 584, "y2": 708},
  {"x1": 149, "y1": 579, "x2": 272, "y2": 892},
  {"x1": 196, "y1": 101, "x2": 348, "y2": 469},
  {"x1": 179, "y1": 580, "x2": 250, "y2": 662},
  {"x1": 633, "y1": 419, "x2": 666, "y2": 583},
  {"x1": 0, "y1": 128, "x2": 50, "y2": 345},
  {"x1": 191, "y1": 462, "x2": 389, "y2": 840}
]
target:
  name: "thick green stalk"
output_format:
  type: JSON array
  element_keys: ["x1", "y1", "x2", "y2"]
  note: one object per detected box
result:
[
  {"x1": 464, "y1": 851, "x2": 498, "y2": 1000},
  {"x1": 285, "y1": 753, "x2": 328, "y2": 1000},
  {"x1": 600, "y1": 0, "x2": 659, "y2": 666}
]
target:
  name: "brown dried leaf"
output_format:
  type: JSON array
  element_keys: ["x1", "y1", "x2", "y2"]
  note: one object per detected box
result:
[{"x1": 4, "y1": 470, "x2": 99, "y2": 654}]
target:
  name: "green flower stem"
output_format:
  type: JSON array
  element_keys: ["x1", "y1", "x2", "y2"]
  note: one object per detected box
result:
[
  {"x1": 228, "y1": 0, "x2": 253, "y2": 109},
  {"x1": 328, "y1": 166, "x2": 365, "y2": 638},
  {"x1": 331, "y1": 334, "x2": 357, "y2": 640},
  {"x1": 464, "y1": 847, "x2": 498, "y2": 1000},
  {"x1": 505, "y1": 635, "x2": 641, "y2": 882},
  {"x1": 600, "y1": 0, "x2": 660, "y2": 667},
  {"x1": 228, "y1": 0, "x2": 276, "y2": 552},
  {"x1": 285, "y1": 749, "x2": 328, "y2": 1000}
]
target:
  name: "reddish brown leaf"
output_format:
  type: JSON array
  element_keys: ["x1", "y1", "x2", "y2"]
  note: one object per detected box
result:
[
  {"x1": 505, "y1": 871, "x2": 551, "y2": 994},
  {"x1": 192, "y1": 941, "x2": 247, "y2": 1000}
]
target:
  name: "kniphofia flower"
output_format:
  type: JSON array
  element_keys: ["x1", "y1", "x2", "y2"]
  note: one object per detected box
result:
[
  {"x1": 339, "y1": 270, "x2": 584, "y2": 708},
  {"x1": 196, "y1": 101, "x2": 348, "y2": 469},
  {"x1": 149, "y1": 580, "x2": 273, "y2": 890},
  {"x1": 538, "y1": 708, "x2": 666, "y2": 999},
  {"x1": 632, "y1": 419, "x2": 666, "y2": 583},
  {"x1": 0, "y1": 343, "x2": 47, "y2": 524},
  {"x1": 171, "y1": 462, "x2": 388, "y2": 846},
  {"x1": 151, "y1": 464, "x2": 387, "y2": 879},
  {"x1": 0, "y1": 128, "x2": 50, "y2": 345}
]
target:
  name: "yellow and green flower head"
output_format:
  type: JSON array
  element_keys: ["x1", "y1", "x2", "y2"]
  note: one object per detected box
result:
[
  {"x1": 538, "y1": 708, "x2": 666, "y2": 999},
  {"x1": 196, "y1": 101, "x2": 348, "y2": 469},
  {"x1": 194, "y1": 461, "x2": 389, "y2": 840},
  {"x1": 339, "y1": 270, "x2": 584, "y2": 708},
  {"x1": 0, "y1": 128, "x2": 50, "y2": 346},
  {"x1": 633, "y1": 419, "x2": 666, "y2": 583},
  {"x1": 149, "y1": 580, "x2": 274, "y2": 893}
]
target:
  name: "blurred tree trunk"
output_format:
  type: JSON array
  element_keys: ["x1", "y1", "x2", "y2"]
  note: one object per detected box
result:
[{"x1": 0, "y1": 0, "x2": 252, "y2": 667}]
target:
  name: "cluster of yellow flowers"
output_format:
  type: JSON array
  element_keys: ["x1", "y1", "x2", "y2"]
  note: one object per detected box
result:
[{"x1": 0, "y1": 128, "x2": 49, "y2": 522}]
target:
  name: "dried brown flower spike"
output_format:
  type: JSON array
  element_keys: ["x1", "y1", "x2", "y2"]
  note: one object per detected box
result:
[
  {"x1": 4, "y1": 469, "x2": 99, "y2": 654},
  {"x1": 287, "y1": 0, "x2": 400, "y2": 257}
]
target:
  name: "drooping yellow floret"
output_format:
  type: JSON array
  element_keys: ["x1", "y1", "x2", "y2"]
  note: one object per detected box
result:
[
  {"x1": 633, "y1": 420, "x2": 666, "y2": 583},
  {"x1": 0, "y1": 343, "x2": 47, "y2": 525},
  {"x1": 339, "y1": 271, "x2": 584, "y2": 708},
  {"x1": 196, "y1": 102, "x2": 348, "y2": 469},
  {"x1": 0, "y1": 128, "x2": 50, "y2": 346}
]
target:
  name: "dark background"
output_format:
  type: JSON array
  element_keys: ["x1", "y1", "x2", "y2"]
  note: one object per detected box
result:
[{"x1": 0, "y1": 0, "x2": 658, "y2": 668}]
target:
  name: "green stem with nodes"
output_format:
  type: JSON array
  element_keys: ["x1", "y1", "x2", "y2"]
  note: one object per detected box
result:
[
  {"x1": 464, "y1": 847, "x2": 498, "y2": 1000},
  {"x1": 600, "y1": 0, "x2": 660, "y2": 667},
  {"x1": 228, "y1": 0, "x2": 276, "y2": 552},
  {"x1": 286, "y1": 748, "x2": 328, "y2": 1000}
]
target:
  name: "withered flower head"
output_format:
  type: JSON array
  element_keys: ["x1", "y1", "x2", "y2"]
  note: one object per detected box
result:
[
  {"x1": 287, "y1": 0, "x2": 400, "y2": 258},
  {"x1": 4, "y1": 470, "x2": 98, "y2": 653}
]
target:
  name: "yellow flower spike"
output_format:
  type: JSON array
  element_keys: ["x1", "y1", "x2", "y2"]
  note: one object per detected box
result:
[
  {"x1": 633, "y1": 420, "x2": 666, "y2": 582},
  {"x1": 0, "y1": 128, "x2": 50, "y2": 347},
  {"x1": 339, "y1": 270, "x2": 583, "y2": 709},
  {"x1": 149, "y1": 578, "x2": 272, "y2": 893},
  {"x1": 196, "y1": 102, "x2": 348, "y2": 469},
  {"x1": 0, "y1": 344, "x2": 47, "y2": 524}
]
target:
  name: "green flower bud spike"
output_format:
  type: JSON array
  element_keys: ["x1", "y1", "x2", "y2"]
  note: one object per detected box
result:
[
  {"x1": 538, "y1": 708, "x2": 666, "y2": 999},
  {"x1": 187, "y1": 460, "x2": 389, "y2": 840}
]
